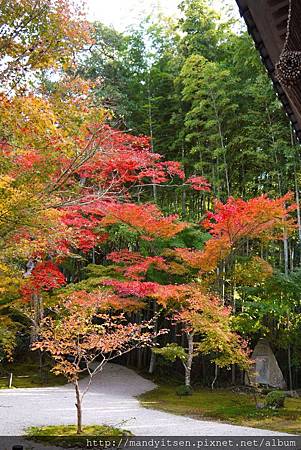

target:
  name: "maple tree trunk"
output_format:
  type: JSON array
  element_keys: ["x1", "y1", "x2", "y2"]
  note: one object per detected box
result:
[
  {"x1": 211, "y1": 364, "x2": 218, "y2": 390},
  {"x1": 185, "y1": 333, "x2": 194, "y2": 387},
  {"x1": 149, "y1": 343, "x2": 156, "y2": 373},
  {"x1": 148, "y1": 302, "x2": 158, "y2": 374},
  {"x1": 75, "y1": 381, "x2": 83, "y2": 434},
  {"x1": 182, "y1": 189, "x2": 187, "y2": 218},
  {"x1": 30, "y1": 293, "x2": 44, "y2": 344}
]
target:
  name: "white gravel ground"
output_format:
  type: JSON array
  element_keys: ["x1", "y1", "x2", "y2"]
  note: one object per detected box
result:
[{"x1": 0, "y1": 363, "x2": 287, "y2": 436}]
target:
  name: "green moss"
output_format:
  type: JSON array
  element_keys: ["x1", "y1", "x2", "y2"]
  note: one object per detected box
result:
[
  {"x1": 139, "y1": 385, "x2": 301, "y2": 434},
  {"x1": 176, "y1": 384, "x2": 193, "y2": 396},
  {"x1": 26, "y1": 424, "x2": 132, "y2": 448},
  {"x1": 0, "y1": 361, "x2": 66, "y2": 388},
  {"x1": 264, "y1": 391, "x2": 286, "y2": 409}
]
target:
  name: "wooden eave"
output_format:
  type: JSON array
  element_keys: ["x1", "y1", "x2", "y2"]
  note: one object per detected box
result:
[{"x1": 235, "y1": 0, "x2": 301, "y2": 140}]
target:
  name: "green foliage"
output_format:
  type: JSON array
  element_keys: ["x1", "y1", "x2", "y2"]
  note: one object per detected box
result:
[
  {"x1": 169, "y1": 227, "x2": 211, "y2": 250},
  {"x1": 153, "y1": 343, "x2": 188, "y2": 363},
  {"x1": 60, "y1": 264, "x2": 122, "y2": 295},
  {"x1": 234, "y1": 270, "x2": 301, "y2": 349},
  {"x1": 178, "y1": 0, "x2": 225, "y2": 59},
  {"x1": 79, "y1": 22, "x2": 149, "y2": 132},
  {"x1": 179, "y1": 53, "x2": 238, "y2": 198},
  {"x1": 176, "y1": 384, "x2": 193, "y2": 396},
  {"x1": 0, "y1": 315, "x2": 19, "y2": 361},
  {"x1": 264, "y1": 391, "x2": 286, "y2": 410}
]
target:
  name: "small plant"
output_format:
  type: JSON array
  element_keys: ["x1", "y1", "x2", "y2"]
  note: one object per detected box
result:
[
  {"x1": 264, "y1": 390, "x2": 286, "y2": 409},
  {"x1": 176, "y1": 384, "x2": 193, "y2": 396},
  {"x1": 33, "y1": 297, "x2": 160, "y2": 434}
]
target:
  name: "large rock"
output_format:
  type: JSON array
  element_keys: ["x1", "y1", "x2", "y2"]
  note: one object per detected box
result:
[{"x1": 246, "y1": 339, "x2": 287, "y2": 389}]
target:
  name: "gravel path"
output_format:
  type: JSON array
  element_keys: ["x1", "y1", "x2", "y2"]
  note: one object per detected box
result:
[{"x1": 0, "y1": 363, "x2": 285, "y2": 436}]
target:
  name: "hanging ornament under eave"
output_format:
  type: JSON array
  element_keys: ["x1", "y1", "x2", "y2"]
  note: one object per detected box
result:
[{"x1": 275, "y1": 0, "x2": 301, "y2": 88}]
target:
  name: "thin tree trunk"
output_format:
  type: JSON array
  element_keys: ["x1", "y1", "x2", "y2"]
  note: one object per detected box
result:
[
  {"x1": 221, "y1": 260, "x2": 226, "y2": 306},
  {"x1": 267, "y1": 107, "x2": 282, "y2": 195},
  {"x1": 185, "y1": 333, "x2": 194, "y2": 387},
  {"x1": 136, "y1": 311, "x2": 143, "y2": 369},
  {"x1": 211, "y1": 364, "x2": 218, "y2": 390},
  {"x1": 287, "y1": 311, "x2": 293, "y2": 391},
  {"x1": 211, "y1": 93, "x2": 230, "y2": 197},
  {"x1": 290, "y1": 122, "x2": 301, "y2": 245},
  {"x1": 294, "y1": 161, "x2": 301, "y2": 265},
  {"x1": 288, "y1": 343, "x2": 293, "y2": 391},
  {"x1": 231, "y1": 365, "x2": 236, "y2": 385},
  {"x1": 75, "y1": 381, "x2": 83, "y2": 434},
  {"x1": 137, "y1": 349, "x2": 143, "y2": 370},
  {"x1": 182, "y1": 189, "x2": 187, "y2": 219},
  {"x1": 290, "y1": 242, "x2": 294, "y2": 272},
  {"x1": 201, "y1": 355, "x2": 206, "y2": 384},
  {"x1": 181, "y1": 143, "x2": 187, "y2": 218},
  {"x1": 147, "y1": 72, "x2": 157, "y2": 203},
  {"x1": 148, "y1": 301, "x2": 158, "y2": 374},
  {"x1": 31, "y1": 293, "x2": 44, "y2": 344},
  {"x1": 283, "y1": 230, "x2": 289, "y2": 277}
]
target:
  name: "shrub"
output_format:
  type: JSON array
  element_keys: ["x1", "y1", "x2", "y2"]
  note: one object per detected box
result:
[
  {"x1": 264, "y1": 390, "x2": 286, "y2": 409},
  {"x1": 176, "y1": 385, "x2": 193, "y2": 396}
]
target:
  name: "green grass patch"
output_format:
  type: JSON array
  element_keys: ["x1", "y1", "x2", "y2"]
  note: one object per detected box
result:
[
  {"x1": 139, "y1": 385, "x2": 301, "y2": 434},
  {"x1": 0, "y1": 361, "x2": 66, "y2": 388},
  {"x1": 26, "y1": 425, "x2": 132, "y2": 448}
]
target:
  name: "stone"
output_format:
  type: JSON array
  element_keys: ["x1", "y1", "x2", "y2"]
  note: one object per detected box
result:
[
  {"x1": 284, "y1": 390, "x2": 299, "y2": 398},
  {"x1": 246, "y1": 339, "x2": 287, "y2": 389}
]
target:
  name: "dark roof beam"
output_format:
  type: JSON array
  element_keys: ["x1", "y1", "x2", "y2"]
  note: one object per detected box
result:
[{"x1": 235, "y1": 0, "x2": 301, "y2": 141}]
